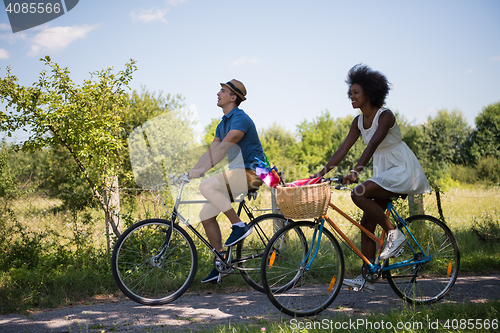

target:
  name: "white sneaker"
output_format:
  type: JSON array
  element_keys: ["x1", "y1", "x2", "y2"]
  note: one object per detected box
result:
[
  {"x1": 380, "y1": 229, "x2": 406, "y2": 260},
  {"x1": 343, "y1": 274, "x2": 376, "y2": 293}
]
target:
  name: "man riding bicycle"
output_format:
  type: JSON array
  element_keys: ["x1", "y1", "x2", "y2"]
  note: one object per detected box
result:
[{"x1": 188, "y1": 79, "x2": 264, "y2": 283}]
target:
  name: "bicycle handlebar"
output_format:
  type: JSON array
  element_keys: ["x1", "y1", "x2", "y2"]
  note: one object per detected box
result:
[
  {"x1": 167, "y1": 172, "x2": 205, "y2": 185},
  {"x1": 323, "y1": 176, "x2": 359, "y2": 191}
]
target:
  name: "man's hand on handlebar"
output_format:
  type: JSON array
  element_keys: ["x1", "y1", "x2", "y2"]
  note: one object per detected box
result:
[{"x1": 188, "y1": 168, "x2": 204, "y2": 180}]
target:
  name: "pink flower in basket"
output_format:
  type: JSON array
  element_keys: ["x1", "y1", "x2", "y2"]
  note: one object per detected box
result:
[
  {"x1": 256, "y1": 166, "x2": 280, "y2": 187},
  {"x1": 289, "y1": 177, "x2": 322, "y2": 187}
]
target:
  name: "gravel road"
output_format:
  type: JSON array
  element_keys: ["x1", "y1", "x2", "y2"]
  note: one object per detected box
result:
[{"x1": 1, "y1": 274, "x2": 499, "y2": 333}]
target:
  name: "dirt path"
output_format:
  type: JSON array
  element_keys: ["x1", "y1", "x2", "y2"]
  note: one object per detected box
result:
[{"x1": 1, "y1": 274, "x2": 499, "y2": 333}]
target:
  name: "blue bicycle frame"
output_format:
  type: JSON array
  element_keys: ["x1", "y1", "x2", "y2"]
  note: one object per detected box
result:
[{"x1": 303, "y1": 201, "x2": 432, "y2": 275}]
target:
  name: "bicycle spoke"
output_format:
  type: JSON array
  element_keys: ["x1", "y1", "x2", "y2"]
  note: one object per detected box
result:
[
  {"x1": 262, "y1": 221, "x2": 344, "y2": 317},
  {"x1": 112, "y1": 220, "x2": 197, "y2": 305},
  {"x1": 386, "y1": 215, "x2": 460, "y2": 305},
  {"x1": 237, "y1": 214, "x2": 290, "y2": 293}
]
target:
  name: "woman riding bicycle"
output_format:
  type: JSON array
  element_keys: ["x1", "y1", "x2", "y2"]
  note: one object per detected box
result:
[{"x1": 312, "y1": 64, "x2": 431, "y2": 292}]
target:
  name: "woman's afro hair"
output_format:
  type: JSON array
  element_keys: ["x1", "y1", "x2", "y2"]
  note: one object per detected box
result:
[{"x1": 346, "y1": 64, "x2": 391, "y2": 108}]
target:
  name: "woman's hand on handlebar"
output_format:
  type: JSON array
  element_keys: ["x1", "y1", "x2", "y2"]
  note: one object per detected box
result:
[
  {"x1": 342, "y1": 171, "x2": 357, "y2": 185},
  {"x1": 310, "y1": 172, "x2": 323, "y2": 179}
]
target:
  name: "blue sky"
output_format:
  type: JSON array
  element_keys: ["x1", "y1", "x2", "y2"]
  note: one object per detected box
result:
[{"x1": 1, "y1": 0, "x2": 499, "y2": 143}]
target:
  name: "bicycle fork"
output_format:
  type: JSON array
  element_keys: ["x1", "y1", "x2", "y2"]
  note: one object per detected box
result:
[
  {"x1": 302, "y1": 219, "x2": 326, "y2": 271},
  {"x1": 303, "y1": 219, "x2": 338, "y2": 292}
]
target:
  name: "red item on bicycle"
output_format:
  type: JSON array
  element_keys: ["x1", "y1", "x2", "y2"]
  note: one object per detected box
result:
[{"x1": 289, "y1": 177, "x2": 322, "y2": 187}]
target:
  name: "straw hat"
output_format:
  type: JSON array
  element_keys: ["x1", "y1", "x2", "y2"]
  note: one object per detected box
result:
[{"x1": 220, "y1": 79, "x2": 247, "y2": 101}]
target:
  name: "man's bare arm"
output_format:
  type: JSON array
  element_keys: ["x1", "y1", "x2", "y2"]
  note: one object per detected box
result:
[{"x1": 189, "y1": 130, "x2": 245, "y2": 178}]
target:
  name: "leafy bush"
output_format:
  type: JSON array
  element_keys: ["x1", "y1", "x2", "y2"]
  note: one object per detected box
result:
[
  {"x1": 450, "y1": 164, "x2": 477, "y2": 184},
  {"x1": 0, "y1": 210, "x2": 114, "y2": 313},
  {"x1": 476, "y1": 156, "x2": 500, "y2": 185},
  {"x1": 450, "y1": 157, "x2": 500, "y2": 185}
]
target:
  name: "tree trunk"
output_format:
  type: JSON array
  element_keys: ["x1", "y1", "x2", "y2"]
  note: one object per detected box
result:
[
  {"x1": 408, "y1": 194, "x2": 424, "y2": 215},
  {"x1": 104, "y1": 175, "x2": 121, "y2": 253}
]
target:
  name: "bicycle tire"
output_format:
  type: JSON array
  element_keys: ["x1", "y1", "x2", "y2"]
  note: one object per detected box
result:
[
  {"x1": 261, "y1": 221, "x2": 344, "y2": 317},
  {"x1": 111, "y1": 219, "x2": 197, "y2": 305},
  {"x1": 236, "y1": 214, "x2": 293, "y2": 292},
  {"x1": 386, "y1": 214, "x2": 460, "y2": 305}
]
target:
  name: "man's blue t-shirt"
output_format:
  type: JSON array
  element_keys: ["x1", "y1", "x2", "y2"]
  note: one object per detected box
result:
[{"x1": 215, "y1": 107, "x2": 264, "y2": 170}]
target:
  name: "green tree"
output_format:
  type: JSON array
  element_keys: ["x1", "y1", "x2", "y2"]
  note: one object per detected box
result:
[
  {"x1": 127, "y1": 102, "x2": 203, "y2": 188},
  {"x1": 259, "y1": 122, "x2": 297, "y2": 177},
  {"x1": 0, "y1": 56, "x2": 137, "y2": 238},
  {"x1": 0, "y1": 143, "x2": 18, "y2": 212},
  {"x1": 6, "y1": 144, "x2": 48, "y2": 189},
  {"x1": 394, "y1": 111, "x2": 426, "y2": 160},
  {"x1": 122, "y1": 87, "x2": 185, "y2": 138},
  {"x1": 204, "y1": 117, "x2": 219, "y2": 146},
  {"x1": 471, "y1": 102, "x2": 500, "y2": 160},
  {"x1": 294, "y1": 111, "x2": 365, "y2": 177},
  {"x1": 422, "y1": 109, "x2": 472, "y2": 166},
  {"x1": 120, "y1": 88, "x2": 186, "y2": 188}
]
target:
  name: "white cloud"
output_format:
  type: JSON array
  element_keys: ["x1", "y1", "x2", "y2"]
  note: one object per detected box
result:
[
  {"x1": 491, "y1": 56, "x2": 500, "y2": 61},
  {"x1": 0, "y1": 49, "x2": 9, "y2": 60},
  {"x1": 27, "y1": 25, "x2": 98, "y2": 57},
  {"x1": 131, "y1": 8, "x2": 169, "y2": 23},
  {"x1": 168, "y1": 0, "x2": 188, "y2": 6},
  {"x1": 467, "y1": 69, "x2": 473, "y2": 74},
  {"x1": 0, "y1": 23, "x2": 27, "y2": 43},
  {"x1": 232, "y1": 57, "x2": 260, "y2": 66}
]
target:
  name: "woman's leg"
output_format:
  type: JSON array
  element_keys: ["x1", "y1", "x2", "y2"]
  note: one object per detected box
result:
[
  {"x1": 351, "y1": 181, "x2": 396, "y2": 260},
  {"x1": 359, "y1": 199, "x2": 390, "y2": 260}
]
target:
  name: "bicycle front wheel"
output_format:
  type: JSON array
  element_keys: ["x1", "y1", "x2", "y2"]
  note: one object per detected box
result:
[
  {"x1": 111, "y1": 219, "x2": 197, "y2": 305},
  {"x1": 386, "y1": 215, "x2": 460, "y2": 305},
  {"x1": 261, "y1": 221, "x2": 344, "y2": 317},
  {"x1": 236, "y1": 213, "x2": 292, "y2": 293}
]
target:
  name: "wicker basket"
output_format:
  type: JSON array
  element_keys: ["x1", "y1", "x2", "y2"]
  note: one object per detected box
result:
[{"x1": 276, "y1": 182, "x2": 331, "y2": 219}]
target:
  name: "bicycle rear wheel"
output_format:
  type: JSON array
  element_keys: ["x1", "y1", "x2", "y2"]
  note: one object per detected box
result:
[
  {"x1": 261, "y1": 221, "x2": 344, "y2": 317},
  {"x1": 236, "y1": 213, "x2": 292, "y2": 293},
  {"x1": 386, "y1": 215, "x2": 460, "y2": 305},
  {"x1": 111, "y1": 219, "x2": 197, "y2": 305}
]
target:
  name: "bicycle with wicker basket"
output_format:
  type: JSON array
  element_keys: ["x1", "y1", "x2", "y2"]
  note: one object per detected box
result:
[{"x1": 260, "y1": 177, "x2": 460, "y2": 317}]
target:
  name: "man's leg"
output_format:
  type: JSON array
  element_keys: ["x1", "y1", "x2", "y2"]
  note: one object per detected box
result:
[
  {"x1": 198, "y1": 173, "x2": 250, "y2": 248},
  {"x1": 199, "y1": 202, "x2": 235, "y2": 283},
  {"x1": 199, "y1": 176, "x2": 241, "y2": 224},
  {"x1": 200, "y1": 204, "x2": 223, "y2": 252}
]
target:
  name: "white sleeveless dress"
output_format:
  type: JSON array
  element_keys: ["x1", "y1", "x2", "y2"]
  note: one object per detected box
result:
[{"x1": 358, "y1": 107, "x2": 431, "y2": 195}]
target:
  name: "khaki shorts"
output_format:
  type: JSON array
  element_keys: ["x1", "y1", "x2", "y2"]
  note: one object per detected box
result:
[{"x1": 214, "y1": 168, "x2": 263, "y2": 202}]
